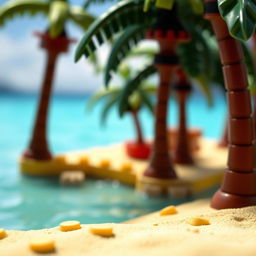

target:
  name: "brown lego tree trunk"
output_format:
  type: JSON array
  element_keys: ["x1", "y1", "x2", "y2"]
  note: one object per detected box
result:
[
  {"x1": 23, "y1": 51, "x2": 57, "y2": 160},
  {"x1": 205, "y1": 0, "x2": 256, "y2": 209},
  {"x1": 173, "y1": 68, "x2": 194, "y2": 164},
  {"x1": 143, "y1": 6, "x2": 190, "y2": 179},
  {"x1": 144, "y1": 63, "x2": 177, "y2": 179},
  {"x1": 131, "y1": 109, "x2": 144, "y2": 144},
  {"x1": 23, "y1": 32, "x2": 71, "y2": 161},
  {"x1": 144, "y1": 38, "x2": 178, "y2": 179}
]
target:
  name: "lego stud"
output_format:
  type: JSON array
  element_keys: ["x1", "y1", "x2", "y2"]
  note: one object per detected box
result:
[
  {"x1": 100, "y1": 159, "x2": 111, "y2": 168},
  {"x1": 0, "y1": 229, "x2": 7, "y2": 239},
  {"x1": 121, "y1": 162, "x2": 133, "y2": 172},
  {"x1": 80, "y1": 156, "x2": 90, "y2": 165},
  {"x1": 159, "y1": 205, "x2": 178, "y2": 216},
  {"x1": 187, "y1": 217, "x2": 210, "y2": 226},
  {"x1": 60, "y1": 220, "x2": 81, "y2": 232},
  {"x1": 89, "y1": 225, "x2": 114, "y2": 237},
  {"x1": 29, "y1": 237, "x2": 55, "y2": 253},
  {"x1": 55, "y1": 155, "x2": 66, "y2": 163}
]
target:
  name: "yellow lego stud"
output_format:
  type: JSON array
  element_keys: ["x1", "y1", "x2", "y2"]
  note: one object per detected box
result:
[
  {"x1": 159, "y1": 205, "x2": 178, "y2": 216},
  {"x1": 60, "y1": 220, "x2": 81, "y2": 232},
  {"x1": 187, "y1": 217, "x2": 210, "y2": 226},
  {"x1": 89, "y1": 225, "x2": 114, "y2": 237},
  {"x1": 29, "y1": 237, "x2": 55, "y2": 253},
  {"x1": 0, "y1": 229, "x2": 7, "y2": 239},
  {"x1": 80, "y1": 156, "x2": 89, "y2": 165},
  {"x1": 55, "y1": 155, "x2": 66, "y2": 163},
  {"x1": 100, "y1": 159, "x2": 110, "y2": 168},
  {"x1": 121, "y1": 162, "x2": 132, "y2": 172}
]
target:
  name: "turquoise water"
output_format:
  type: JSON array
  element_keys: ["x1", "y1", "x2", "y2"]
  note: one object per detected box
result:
[{"x1": 0, "y1": 91, "x2": 225, "y2": 230}]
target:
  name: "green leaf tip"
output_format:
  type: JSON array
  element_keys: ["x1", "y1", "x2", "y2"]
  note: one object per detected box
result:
[
  {"x1": 218, "y1": 0, "x2": 256, "y2": 41},
  {"x1": 155, "y1": 0, "x2": 174, "y2": 10}
]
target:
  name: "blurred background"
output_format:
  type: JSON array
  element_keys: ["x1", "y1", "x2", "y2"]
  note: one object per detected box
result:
[{"x1": 0, "y1": 0, "x2": 225, "y2": 230}]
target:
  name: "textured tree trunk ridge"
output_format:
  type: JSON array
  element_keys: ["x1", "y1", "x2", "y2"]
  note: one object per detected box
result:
[
  {"x1": 23, "y1": 33, "x2": 71, "y2": 161},
  {"x1": 144, "y1": 6, "x2": 190, "y2": 180},
  {"x1": 173, "y1": 68, "x2": 194, "y2": 164},
  {"x1": 143, "y1": 38, "x2": 179, "y2": 179},
  {"x1": 144, "y1": 63, "x2": 177, "y2": 179},
  {"x1": 205, "y1": 0, "x2": 256, "y2": 209}
]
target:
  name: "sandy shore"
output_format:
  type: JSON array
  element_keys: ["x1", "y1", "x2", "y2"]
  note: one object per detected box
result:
[{"x1": 1, "y1": 199, "x2": 256, "y2": 256}]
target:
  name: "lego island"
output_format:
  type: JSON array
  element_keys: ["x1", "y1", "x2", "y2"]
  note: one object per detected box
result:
[{"x1": 0, "y1": 0, "x2": 255, "y2": 255}]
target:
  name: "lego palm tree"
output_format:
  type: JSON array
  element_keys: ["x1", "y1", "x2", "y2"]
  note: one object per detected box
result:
[
  {"x1": 75, "y1": 0, "x2": 217, "y2": 178},
  {"x1": 147, "y1": 0, "x2": 256, "y2": 208},
  {"x1": 105, "y1": 16, "x2": 214, "y2": 165},
  {"x1": 88, "y1": 63, "x2": 156, "y2": 159},
  {"x1": 0, "y1": 0, "x2": 94, "y2": 160},
  {"x1": 201, "y1": 0, "x2": 256, "y2": 209}
]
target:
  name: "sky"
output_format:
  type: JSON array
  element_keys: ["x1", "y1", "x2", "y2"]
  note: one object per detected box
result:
[{"x1": 0, "y1": 0, "x2": 118, "y2": 94}]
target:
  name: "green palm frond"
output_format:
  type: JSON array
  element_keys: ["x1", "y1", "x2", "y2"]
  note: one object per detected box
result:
[
  {"x1": 137, "y1": 88, "x2": 155, "y2": 114},
  {"x1": 129, "y1": 46, "x2": 158, "y2": 57},
  {"x1": 188, "y1": 0, "x2": 204, "y2": 15},
  {"x1": 49, "y1": 0, "x2": 69, "y2": 38},
  {"x1": 143, "y1": 0, "x2": 154, "y2": 11},
  {"x1": 155, "y1": 0, "x2": 174, "y2": 10},
  {"x1": 83, "y1": 0, "x2": 120, "y2": 9},
  {"x1": 218, "y1": 0, "x2": 256, "y2": 41},
  {"x1": 145, "y1": 0, "x2": 203, "y2": 15},
  {"x1": 177, "y1": 28, "x2": 214, "y2": 80},
  {"x1": 0, "y1": 0, "x2": 49, "y2": 26},
  {"x1": 241, "y1": 42, "x2": 256, "y2": 95},
  {"x1": 176, "y1": 28, "x2": 215, "y2": 107},
  {"x1": 75, "y1": 0, "x2": 154, "y2": 62},
  {"x1": 119, "y1": 64, "x2": 156, "y2": 116},
  {"x1": 126, "y1": 84, "x2": 156, "y2": 111},
  {"x1": 100, "y1": 94, "x2": 120, "y2": 125},
  {"x1": 104, "y1": 24, "x2": 148, "y2": 86},
  {"x1": 193, "y1": 75, "x2": 213, "y2": 107},
  {"x1": 87, "y1": 87, "x2": 120, "y2": 111},
  {"x1": 69, "y1": 6, "x2": 95, "y2": 31}
]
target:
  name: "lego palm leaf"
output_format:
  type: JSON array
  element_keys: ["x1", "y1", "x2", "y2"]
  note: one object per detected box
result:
[
  {"x1": 104, "y1": 25, "x2": 149, "y2": 87},
  {"x1": 68, "y1": 7, "x2": 95, "y2": 31},
  {"x1": 155, "y1": 0, "x2": 174, "y2": 10},
  {"x1": 75, "y1": 0, "x2": 151, "y2": 62},
  {"x1": 87, "y1": 87, "x2": 120, "y2": 111},
  {"x1": 49, "y1": 0, "x2": 69, "y2": 38},
  {"x1": 241, "y1": 43, "x2": 256, "y2": 94},
  {"x1": 137, "y1": 88, "x2": 155, "y2": 114},
  {"x1": 119, "y1": 64, "x2": 156, "y2": 117},
  {"x1": 100, "y1": 94, "x2": 120, "y2": 125},
  {"x1": 0, "y1": 0, "x2": 49, "y2": 26},
  {"x1": 218, "y1": 0, "x2": 256, "y2": 41}
]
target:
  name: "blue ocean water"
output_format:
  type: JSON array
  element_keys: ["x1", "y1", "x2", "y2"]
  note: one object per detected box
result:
[{"x1": 0, "y1": 91, "x2": 226, "y2": 230}]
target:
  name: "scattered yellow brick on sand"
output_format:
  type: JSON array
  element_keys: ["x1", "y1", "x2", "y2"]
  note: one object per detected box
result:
[
  {"x1": 80, "y1": 156, "x2": 90, "y2": 165},
  {"x1": 188, "y1": 217, "x2": 210, "y2": 226},
  {"x1": 100, "y1": 159, "x2": 111, "y2": 168},
  {"x1": 89, "y1": 224, "x2": 114, "y2": 237},
  {"x1": 29, "y1": 237, "x2": 55, "y2": 253},
  {"x1": 0, "y1": 229, "x2": 7, "y2": 239},
  {"x1": 60, "y1": 220, "x2": 81, "y2": 232},
  {"x1": 159, "y1": 205, "x2": 178, "y2": 216},
  {"x1": 120, "y1": 162, "x2": 133, "y2": 172}
]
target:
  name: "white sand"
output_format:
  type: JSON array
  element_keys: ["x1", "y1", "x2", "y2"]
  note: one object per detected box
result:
[{"x1": 1, "y1": 199, "x2": 256, "y2": 256}]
